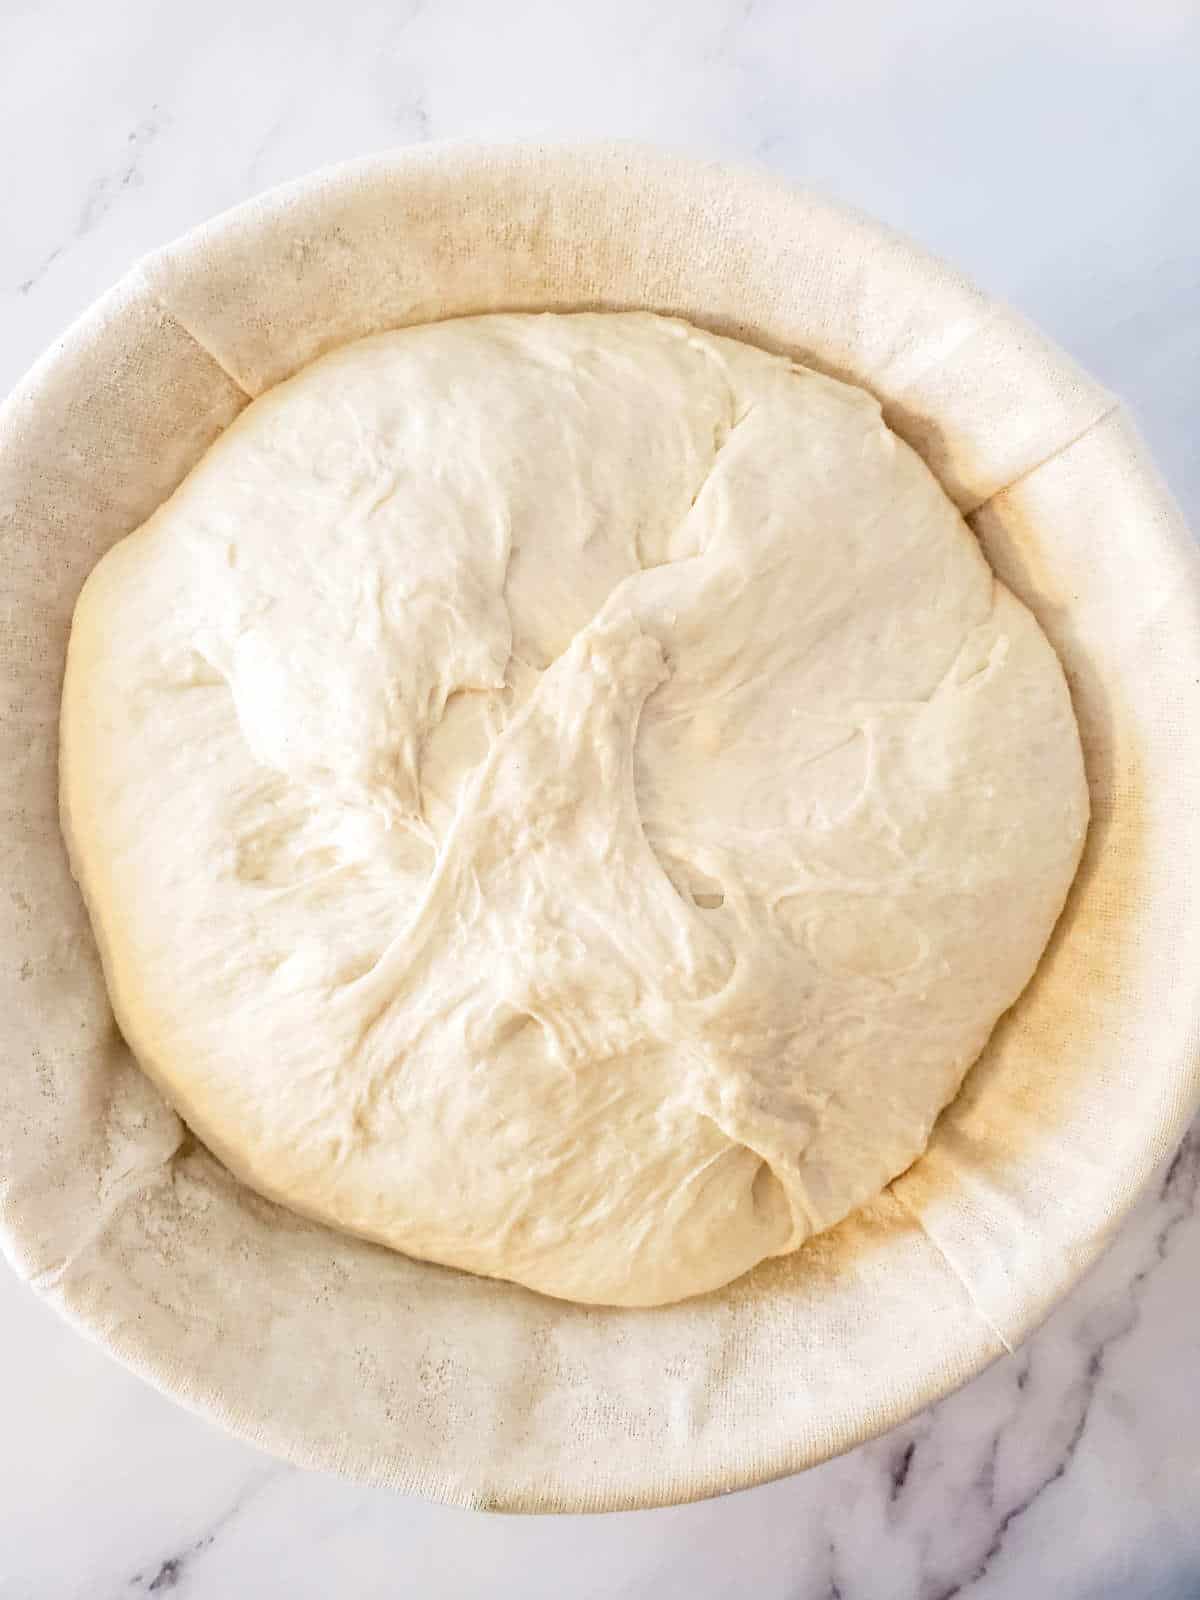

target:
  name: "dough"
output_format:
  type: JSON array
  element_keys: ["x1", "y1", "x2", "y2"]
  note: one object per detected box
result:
[{"x1": 60, "y1": 312, "x2": 1088, "y2": 1307}]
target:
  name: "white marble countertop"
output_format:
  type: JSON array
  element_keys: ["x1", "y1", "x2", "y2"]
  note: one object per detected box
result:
[{"x1": 2, "y1": 3, "x2": 1199, "y2": 1596}]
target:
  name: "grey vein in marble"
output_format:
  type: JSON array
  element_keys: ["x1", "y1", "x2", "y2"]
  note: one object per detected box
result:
[
  {"x1": 16, "y1": 108, "x2": 166, "y2": 297},
  {"x1": 123, "y1": 1470, "x2": 280, "y2": 1597}
]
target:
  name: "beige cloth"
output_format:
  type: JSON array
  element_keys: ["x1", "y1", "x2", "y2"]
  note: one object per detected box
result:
[{"x1": 1, "y1": 143, "x2": 1198, "y2": 1512}]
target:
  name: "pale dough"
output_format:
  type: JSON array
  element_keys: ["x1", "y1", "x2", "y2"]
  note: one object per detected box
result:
[{"x1": 60, "y1": 312, "x2": 1088, "y2": 1307}]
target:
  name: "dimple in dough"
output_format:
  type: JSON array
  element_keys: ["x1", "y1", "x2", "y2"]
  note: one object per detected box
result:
[{"x1": 60, "y1": 313, "x2": 1088, "y2": 1307}]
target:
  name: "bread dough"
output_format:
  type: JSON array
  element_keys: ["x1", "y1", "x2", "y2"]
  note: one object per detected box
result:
[{"x1": 60, "y1": 312, "x2": 1088, "y2": 1307}]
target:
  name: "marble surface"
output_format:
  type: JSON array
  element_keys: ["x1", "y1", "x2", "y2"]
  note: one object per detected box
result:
[{"x1": 2, "y1": 2, "x2": 1199, "y2": 1595}]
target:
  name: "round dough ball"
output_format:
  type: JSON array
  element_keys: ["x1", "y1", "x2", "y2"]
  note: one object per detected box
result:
[{"x1": 60, "y1": 312, "x2": 1088, "y2": 1306}]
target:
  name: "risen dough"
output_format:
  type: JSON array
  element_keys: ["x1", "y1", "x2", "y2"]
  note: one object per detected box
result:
[{"x1": 60, "y1": 313, "x2": 1088, "y2": 1307}]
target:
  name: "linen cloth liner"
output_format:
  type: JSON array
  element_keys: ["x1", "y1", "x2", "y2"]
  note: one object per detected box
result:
[{"x1": 1, "y1": 143, "x2": 1197, "y2": 1512}]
